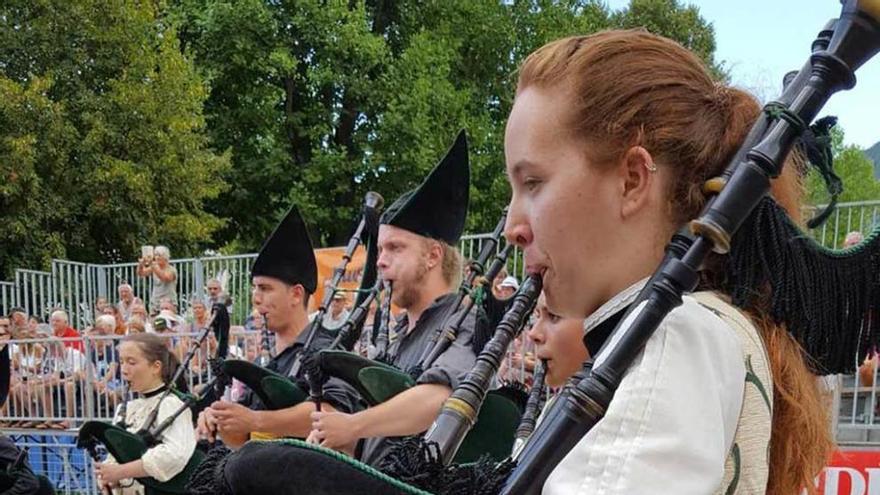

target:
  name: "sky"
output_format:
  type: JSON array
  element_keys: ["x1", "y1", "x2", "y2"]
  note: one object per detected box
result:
[{"x1": 605, "y1": 0, "x2": 879, "y2": 149}]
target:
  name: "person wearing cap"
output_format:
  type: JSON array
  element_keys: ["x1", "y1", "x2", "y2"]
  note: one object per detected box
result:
[
  {"x1": 497, "y1": 275, "x2": 520, "y2": 299},
  {"x1": 196, "y1": 205, "x2": 360, "y2": 450},
  {"x1": 322, "y1": 291, "x2": 351, "y2": 330}
]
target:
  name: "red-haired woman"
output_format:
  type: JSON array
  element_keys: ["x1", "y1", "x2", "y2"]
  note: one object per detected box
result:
[{"x1": 504, "y1": 30, "x2": 831, "y2": 495}]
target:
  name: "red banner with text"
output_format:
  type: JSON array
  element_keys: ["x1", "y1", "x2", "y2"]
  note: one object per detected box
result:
[{"x1": 815, "y1": 450, "x2": 880, "y2": 494}]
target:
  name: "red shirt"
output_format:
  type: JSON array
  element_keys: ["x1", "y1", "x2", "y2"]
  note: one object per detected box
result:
[{"x1": 57, "y1": 327, "x2": 84, "y2": 351}]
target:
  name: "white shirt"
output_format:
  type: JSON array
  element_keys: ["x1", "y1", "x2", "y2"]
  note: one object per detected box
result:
[
  {"x1": 544, "y1": 281, "x2": 747, "y2": 495},
  {"x1": 106, "y1": 387, "x2": 196, "y2": 494}
]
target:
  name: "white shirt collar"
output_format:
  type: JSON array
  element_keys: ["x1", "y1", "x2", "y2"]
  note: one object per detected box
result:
[{"x1": 583, "y1": 277, "x2": 649, "y2": 335}]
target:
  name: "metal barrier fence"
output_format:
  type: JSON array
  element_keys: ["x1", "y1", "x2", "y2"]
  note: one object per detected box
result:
[
  {"x1": 2, "y1": 201, "x2": 880, "y2": 442},
  {"x1": 7, "y1": 431, "x2": 99, "y2": 495},
  {"x1": 1, "y1": 331, "x2": 262, "y2": 425},
  {"x1": 805, "y1": 199, "x2": 880, "y2": 249},
  {"x1": 0, "y1": 234, "x2": 525, "y2": 328}
]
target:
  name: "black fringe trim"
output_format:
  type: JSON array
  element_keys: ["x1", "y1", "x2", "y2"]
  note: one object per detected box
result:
[
  {"x1": 379, "y1": 437, "x2": 516, "y2": 495},
  {"x1": 186, "y1": 443, "x2": 233, "y2": 495},
  {"x1": 722, "y1": 196, "x2": 880, "y2": 374}
]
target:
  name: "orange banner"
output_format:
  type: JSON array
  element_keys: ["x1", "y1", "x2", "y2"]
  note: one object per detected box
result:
[{"x1": 310, "y1": 246, "x2": 368, "y2": 312}]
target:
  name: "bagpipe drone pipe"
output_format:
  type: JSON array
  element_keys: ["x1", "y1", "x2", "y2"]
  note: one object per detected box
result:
[
  {"x1": 217, "y1": 191, "x2": 384, "y2": 414},
  {"x1": 203, "y1": 275, "x2": 542, "y2": 495},
  {"x1": 316, "y1": 210, "x2": 530, "y2": 465},
  {"x1": 76, "y1": 304, "x2": 231, "y2": 495},
  {"x1": 503, "y1": 2, "x2": 880, "y2": 493}
]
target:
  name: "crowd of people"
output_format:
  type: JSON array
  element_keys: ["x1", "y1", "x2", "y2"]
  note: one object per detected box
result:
[
  {"x1": 0, "y1": 274, "x2": 269, "y2": 429},
  {"x1": 0, "y1": 264, "x2": 535, "y2": 431},
  {"x1": 3, "y1": 21, "x2": 876, "y2": 495}
]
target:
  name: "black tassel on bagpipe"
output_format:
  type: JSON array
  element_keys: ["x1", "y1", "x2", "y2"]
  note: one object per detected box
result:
[
  {"x1": 378, "y1": 437, "x2": 516, "y2": 495},
  {"x1": 501, "y1": 4, "x2": 880, "y2": 493},
  {"x1": 186, "y1": 443, "x2": 233, "y2": 495},
  {"x1": 723, "y1": 196, "x2": 880, "y2": 374},
  {"x1": 378, "y1": 276, "x2": 541, "y2": 493}
]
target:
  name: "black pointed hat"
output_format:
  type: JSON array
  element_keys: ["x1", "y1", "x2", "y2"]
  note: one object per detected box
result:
[
  {"x1": 380, "y1": 130, "x2": 470, "y2": 245},
  {"x1": 251, "y1": 204, "x2": 318, "y2": 293}
]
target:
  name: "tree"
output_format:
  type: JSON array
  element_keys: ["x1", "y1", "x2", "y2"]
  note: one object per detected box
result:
[
  {"x1": 804, "y1": 126, "x2": 880, "y2": 246},
  {"x1": 172, "y1": 0, "x2": 720, "y2": 249},
  {"x1": 0, "y1": 0, "x2": 229, "y2": 277}
]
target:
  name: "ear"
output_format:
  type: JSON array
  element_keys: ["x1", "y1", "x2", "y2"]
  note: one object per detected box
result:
[
  {"x1": 289, "y1": 284, "x2": 305, "y2": 307},
  {"x1": 426, "y1": 241, "x2": 444, "y2": 270},
  {"x1": 151, "y1": 359, "x2": 163, "y2": 377},
  {"x1": 619, "y1": 146, "x2": 656, "y2": 219}
]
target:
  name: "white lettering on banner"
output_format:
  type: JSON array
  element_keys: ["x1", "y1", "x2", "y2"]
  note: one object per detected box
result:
[
  {"x1": 867, "y1": 468, "x2": 880, "y2": 493},
  {"x1": 813, "y1": 450, "x2": 880, "y2": 495},
  {"x1": 824, "y1": 467, "x2": 866, "y2": 495}
]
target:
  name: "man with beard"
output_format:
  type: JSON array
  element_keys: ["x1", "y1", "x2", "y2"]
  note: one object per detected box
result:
[
  {"x1": 195, "y1": 206, "x2": 359, "y2": 449},
  {"x1": 307, "y1": 130, "x2": 477, "y2": 466}
]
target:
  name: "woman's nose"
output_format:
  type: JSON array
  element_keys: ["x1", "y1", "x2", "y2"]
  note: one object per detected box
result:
[{"x1": 504, "y1": 200, "x2": 534, "y2": 248}]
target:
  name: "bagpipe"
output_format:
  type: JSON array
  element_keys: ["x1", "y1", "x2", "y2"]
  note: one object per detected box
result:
[
  {"x1": 503, "y1": 2, "x2": 880, "y2": 493},
  {"x1": 316, "y1": 210, "x2": 527, "y2": 464},
  {"x1": 213, "y1": 274, "x2": 543, "y2": 495},
  {"x1": 214, "y1": 3, "x2": 880, "y2": 494},
  {"x1": 76, "y1": 304, "x2": 231, "y2": 495},
  {"x1": 218, "y1": 191, "x2": 384, "y2": 413}
]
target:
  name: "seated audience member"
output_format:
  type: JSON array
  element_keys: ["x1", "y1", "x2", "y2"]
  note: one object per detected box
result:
[
  {"x1": 49, "y1": 310, "x2": 84, "y2": 352},
  {"x1": 89, "y1": 315, "x2": 123, "y2": 414}
]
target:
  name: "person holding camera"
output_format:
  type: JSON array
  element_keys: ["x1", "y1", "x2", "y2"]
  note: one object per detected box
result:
[{"x1": 137, "y1": 246, "x2": 178, "y2": 315}]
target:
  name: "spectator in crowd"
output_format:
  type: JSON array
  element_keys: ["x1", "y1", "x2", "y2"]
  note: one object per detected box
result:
[
  {"x1": 206, "y1": 278, "x2": 233, "y2": 313},
  {"x1": 26, "y1": 316, "x2": 41, "y2": 334},
  {"x1": 244, "y1": 308, "x2": 265, "y2": 333},
  {"x1": 498, "y1": 332, "x2": 537, "y2": 386},
  {"x1": 49, "y1": 310, "x2": 84, "y2": 352},
  {"x1": 188, "y1": 299, "x2": 212, "y2": 333},
  {"x1": 102, "y1": 305, "x2": 127, "y2": 336},
  {"x1": 492, "y1": 267, "x2": 509, "y2": 299},
  {"x1": 9, "y1": 308, "x2": 27, "y2": 335},
  {"x1": 150, "y1": 297, "x2": 183, "y2": 336},
  {"x1": 117, "y1": 283, "x2": 141, "y2": 321},
  {"x1": 8, "y1": 323, "x2": 44, "y2": 427},
  {"x1": 845, "y1": 231, "x2": 864, "y2": 248},
  {"x1": 137, "y1": 245, "x2": 178, "y2": 314},
  {"x1": 158, "y1": 298, "x2": 183, "y2": 323},
  {"x1": 497, "y1": 275, "x2": 520, "y2": 300},
  {"x1": 130, "y1": 301, "x2": 152, "y2": 333},
  {"x1": 94, "y1": 297, "x2": 109, "y2": 316},
  {"x1": 0, "y1": 316, "x2": 12, "y2": 422},
  {"x1": 127, "y1": 316, "x2": 147, "y2": 335},
  {"x1": 37, "y1": 336, "x2": 85, "y2": 429},
  {"x1": 323, "y1": 292, "x2": 351, "y2": 330},
  {"x1": 89, "y1": 315, "x2": 123, "y2": 415}
]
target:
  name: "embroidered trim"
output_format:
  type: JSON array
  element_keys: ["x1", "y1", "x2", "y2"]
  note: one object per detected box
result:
[{"x1": 583, "y1": 278, "x2": 648, "y2": 335}]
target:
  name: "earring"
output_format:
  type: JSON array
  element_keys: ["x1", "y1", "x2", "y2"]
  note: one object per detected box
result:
[{"x1": 645, "y1": 162, "x2": 658, "y2": 173}]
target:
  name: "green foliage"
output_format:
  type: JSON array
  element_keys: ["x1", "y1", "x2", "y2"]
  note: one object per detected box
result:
[
  {"x1": 804, "y1": 127, "x2": 880, "y2": 246},
  {"x1": 865, "y1": 140, "x2": 880, "y2": 178},
  {"x1": 806, "y1": 127, "x2": 880, "y2": 205},
  {"x1": 172, "y1": 0, "x2": 720, "y2": 248},
  {"x1": 1, "y1": 0, "x2": 723, "y2": 277},
  {"x1": 611, "y1": 0, "x2": 724, "y2": 78},
  {"x1": 0, "y1": 0, "x2": 229, "y2": 277}
]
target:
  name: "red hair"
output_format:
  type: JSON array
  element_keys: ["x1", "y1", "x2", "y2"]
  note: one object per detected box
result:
[{"x1": 517, "y1": 30, "x2": 832, "y2": 494}]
